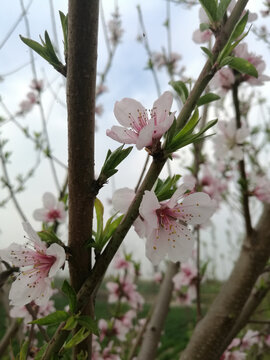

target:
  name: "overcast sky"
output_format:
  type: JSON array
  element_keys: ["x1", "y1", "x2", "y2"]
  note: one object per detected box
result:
[{"x1": 0, "y1": 0, "x2": 269, "y2": 279}]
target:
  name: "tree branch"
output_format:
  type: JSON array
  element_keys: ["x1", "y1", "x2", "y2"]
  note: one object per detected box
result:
[
  {"x1": 137, "y1": 262, "x2": 179, "y2": 360},
  {"x1": 180, "y1": 205, "x2": 270, "y2": 360},
  {"x1": 67, "y1": 0, "x2": 99, "y2": 358}
]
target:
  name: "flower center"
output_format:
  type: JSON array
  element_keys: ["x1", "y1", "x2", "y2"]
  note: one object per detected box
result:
[{"x1": 47, "y1": 209, "x2": 61, "y2": 221}]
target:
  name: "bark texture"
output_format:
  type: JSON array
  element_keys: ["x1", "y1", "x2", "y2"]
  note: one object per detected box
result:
[
  {"x1": 137, "y1": 262, "x2": 179, "y2": 360},
  {"x1": 180, "y1": 205, "x2": 270, "y2": 360},
  {"x1": 67, "y1": 0, "x2": 99, "y2": 357}
]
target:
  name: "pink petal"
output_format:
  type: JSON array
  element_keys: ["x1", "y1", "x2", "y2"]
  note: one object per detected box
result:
[
  {"x1": 139, "y1": 191, "x2": 160, "y2": 230},
  {"x1": 112, "y1": 188, "x2": 135, "y2": 213},
  {"x1": 152, "y1": 91, "x2": 173, "y2": 124},
  {"x1": 114, "y1": 98, "x2": 146, "y2": 128},
  {"x1": 106, "y1": 126, "x2": 138, "y2": 144},
  {"x1": 181, "y1": 192, "x2": 215, "y2": 225},
  {"x1": 43, "y1": 192, "x2": 56, "y2": 210},
  {"x1": 22, "y1": 222, "x2": 45, "y2": 250},
  {"x1": 145, "y1": 230, "x2": 168, "y2": 265},
  {"x1": 33, "y1": 208, "x2": 48, "y2": 222},
  {"x1": 136, "y1": 122, "x2": 155, "y2": 150},
  {"x1": 47, "y1": 243, "x2": 66, "y2": 278}
]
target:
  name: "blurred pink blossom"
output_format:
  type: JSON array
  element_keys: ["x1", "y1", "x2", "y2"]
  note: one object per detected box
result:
[{"x1": 33, "y1": 192, "x2": 66, "y2": 223}]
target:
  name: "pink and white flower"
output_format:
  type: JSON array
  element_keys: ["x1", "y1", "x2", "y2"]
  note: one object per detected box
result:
[
  {"x1": 240, "y1": 329, "x2": 259, "y2": 351},
  {"x1": 33, "y1": 192, "x2": 66, "y2": 223},
  {"x1": 173, "y1": 262, "x2": 197, "y2": 290},
  {"x1": 106, "y1": 277, "x2": 144, "y2": 309},
  {"x1": 213, "y1": 120, "x2": 249, "y2": 161},
  {"x1": 234, "y1": 43, "x2": 270, "y2": 86},
  {"x1": 250, "y1": 175, "x2": 270, "y2": 203},
  {"x1": 106, "y1": 91, "x2": 175, "y2": 150},
  {"x1": 138, "y1": 182, "x2": 215, "y2": 265},
  {"x1": 0, "y1": 222, "x2": 65, "y2": 306}
]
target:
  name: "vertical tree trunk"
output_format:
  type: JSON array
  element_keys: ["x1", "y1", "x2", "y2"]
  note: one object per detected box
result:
[{"x1": 67, "y1": 0, "x2": 99, "y2": 358}]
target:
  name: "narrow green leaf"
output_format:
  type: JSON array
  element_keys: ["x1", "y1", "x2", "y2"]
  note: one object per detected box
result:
[
  {"x1": 197, "y1": 93, "x2": 220, "y2": 106},
  {"x1": 94, "y1": 198, "x2": 104, "y2": 242},
  {"x1": 201, "y1": 47, "x2": 214, "y2": 64},
  {"x1": 100, "y1": 145, "x2": 133, "y2": 181},
  {"x1": 20, "y1": 340, "x2": 29, "y2": 360},
  {"x1": 20, "y1": 35, "x2": 49, "y2": 62},
  {"x1": 217, "y1": 0, "x2": 232, "y2": 20},
  {"x1": 199, "y1": 0, "x2": 218, "y2": 22},
  {"x1": 101, "y1": 214, "x2": 124, "y2": 247},
  {"x1": 62, "y1": 280, "x2": 77, "y2": 313},
  {"x1": 227, "y1": 57, "x2": 258, "y2": 78},
  {"x1": 35, "y1": 344, "x2": 47, "y2": 360},
  {"x1": 59, "y1": 11, "x2": 68, "y2": 53},
  {"x1": 169, "y1": 80, "x2": 189, "y2": 104},
  {"x1": 62, "y1": 316, "x2": 78, "y2": 330},
  {"x1": 77, "y1": 315, "x2": 99, "y2": 336},
  {"x1": 64, "y1": 327, "x2": 91, "y2": 349},
  {"x1": 30, "y1": 311, "x2": 69, "y2": 326},
  {"x1": 176, "y1": 108, "x2": 200, "y2": 140},
  {"x1": 230, "y1": 11, "x2": 248, "y2": 41}
]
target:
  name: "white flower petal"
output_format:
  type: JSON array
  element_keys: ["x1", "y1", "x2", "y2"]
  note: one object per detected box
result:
[
  {"x1": 22, "y1": 222, "x2": 45, "y2": 249},
  {"x1": 180, "y1": 192, "x2": 215, "y2": 225},
  {"x1": 43, "y1": 192, "x2": 56, "y2": 210},
  {"x1": 114, "y1": 98, "x2": 146, "y2": 128},
  {"x1": 33, "y1": 208, "x2": 48, "y2": 222},
  {"x1": 139, "y1": 191, "x2": 160, "y2": 230},
  {"x1": 112, "y1": 188, "x2": 135, "y2": 213},
  {"x1": 47, "y1": 243, "x2": 66, "y2": 278}
]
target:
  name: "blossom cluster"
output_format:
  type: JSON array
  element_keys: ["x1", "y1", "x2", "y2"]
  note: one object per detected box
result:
[{"x1": 18, "y1": 79, "x2": 44, "y2": 115}]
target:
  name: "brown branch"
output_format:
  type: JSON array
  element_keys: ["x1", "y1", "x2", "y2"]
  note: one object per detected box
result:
[
  {"x1": 180, "y1": 205, "x2": 270, "y2": 360},
  {"x1": 0, "y1": 319, "x2": 21, "y2": 358},
  {"x1": 221, "y1": 273, "x2": 270, "y2": 350},
  {"x1": 66, "y1": 0, "x2": 99, "y2": 358},
  {"x1": 232, "y1": 83, "x2": 253, "y2": 237},
  {"x1": 137, "y1": 262, "x2": 179, "y2": 360}
]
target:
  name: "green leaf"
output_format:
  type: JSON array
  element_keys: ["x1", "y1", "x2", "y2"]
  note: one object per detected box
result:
[
  {"x1": 169, "y1": 80, "x2": 189, "y2": 104},
  {"x1": 101, "y1": 214, "x2": 124, "y2": 247},
  {"x1": 62, "y1": 280, "x2": 77, "y2": 313},
  {"x1": 197, "y1": 93, "x2": 220, "y2": 106},
  {"x1": 199, "y1": 0, "x2": 218, "y2": 23},
  {"x1": 30, "y1": 311, "x2": 69, "y2": 326},
  {"x1": 230, "y1": 11, "x2": 248, "y2": 41},
  {"x1": 200, "y1": 23, "x2": 210, "y2": 31},
  {"x1": 35, "y1": 344, "x2": 47, "y2": 360},
  {"x1": 77, "y1": 315, "x2": 99, "y2": 336},
  {"x1": 62, "y1": 315, "x2": 78, "y2": 330},
  {"x1": 174, "y1": 108, "x2": 200, "y2": 142},
  {"x1": 20, "y1": 340, "x2": 29, "y2": 360},
  {"x1": 200, "y1": 47, "x2": 214, "y2": 64},
  {"x1": 59, "y1": 11, "x2": 68, "y2": 54},
  {"x1": 37, "y1": 229, "x2": 62, "y2": 246},
  {"x1": 217, "y1": 0, "x2": 232, "y2": 20},
  {"x1": 64, "y1": 327, "x2": 91, "y2": 349},
  {"x1": 20, "y1": 35, "x2": 49, "y2": 62},
  {"x1": 155, "y1": 175, "x2": 181, "y2": 202},
  {"x1": 99, "y1": 145, "x2": 133, "y2": 181},
  {"x1": 94, "y1": 198, "x2": 104, "y2": 243},
  {"x1": 217, "y1": 12, "x2": 249, "y2": 63},
  {"x1": 227, "y1": 57, "x2": 258, "y2": 78}
]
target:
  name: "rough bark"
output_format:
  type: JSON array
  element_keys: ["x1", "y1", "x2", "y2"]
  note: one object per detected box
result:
[
  {"x1": 180, "y1": 205, "x2": 270, "y2": 360},
  {"x1": 67, "y1": 0, "x2": 99, "y2": 358},
  {"x1": 137, "y1": 262, "x2": 179, "y2": 360}
]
